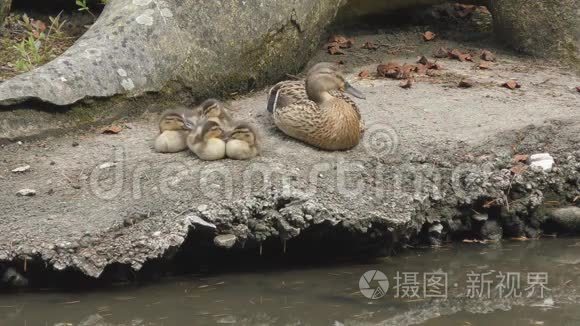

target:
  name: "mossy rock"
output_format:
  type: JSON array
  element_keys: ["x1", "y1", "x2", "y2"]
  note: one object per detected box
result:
[{"x1": 490, "y1": 0, "x2": 580, "y2": 71}]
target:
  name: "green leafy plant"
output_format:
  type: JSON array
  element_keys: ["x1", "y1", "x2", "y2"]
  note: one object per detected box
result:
[
  {"x1": 13, "y1": 36, "x2": 43, "y2": 72},
  {"x1": 76, "y1": 0, "x2": 96, "y2": 19}
]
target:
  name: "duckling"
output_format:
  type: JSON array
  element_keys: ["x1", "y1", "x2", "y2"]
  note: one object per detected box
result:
[
  {"x1": 196, "y1": 99, "x2": 234, "y2": 129},
  {"x1": 267, "y1": 63, "x2": 366, "y2": 151},
  {"x1": 187, "y1": 119, "x2": 226, "y2": 161},
  {"x1": 225, "y1": 122, "x2": 260, "y2": 160},
  {"x1": 154, "y1": 109, "x2": 194, "y2": 153}
]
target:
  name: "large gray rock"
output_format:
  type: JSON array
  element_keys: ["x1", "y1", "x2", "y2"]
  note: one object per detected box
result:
[
  {"x1": 0, "y1": 0, "x2": 345, "y2": 106},
  {"x1": 490, "y1": 0, "x2": 580, "y2": 70}
]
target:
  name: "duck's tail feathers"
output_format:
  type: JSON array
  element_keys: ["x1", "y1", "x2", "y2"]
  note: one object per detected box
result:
[{"x1": 267, "y1": 84, "x2": 282, "y2": 114}]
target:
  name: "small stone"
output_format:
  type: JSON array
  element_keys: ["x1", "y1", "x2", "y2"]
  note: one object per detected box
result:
[
  {"x1": 152, "y1": 231, "x2": 162, "y2": 237},
  {"x1": 16, "y1": 189, "x2": 36, "y2": 197},
  {"x1": 98, "y1": 162, "x2": 117, "y2": 169},
  {"x1": 72, "y1": 142, "x2": 79, "y2": 147},
  {"x1": 472, "y1": 213, "x2": 488, "y2": 222},
  {"x1": 11, "y1": 165, "x2": 31, "y2": 173},
  {"x1": 197, "y1": 204, "x2": 208, "y2": 212},
  {"x1": 458, "y1": 79, "x2": 476, "y2": 88},
  {"x1": 214, "y1": 234, "x2": 237, "y2": 249},
  {"x1": 528, "y1": 153, "x2": 555, "y2": 172},
  {"x1": 547, "y1": 207, "x2": 580, "y2": 231}
]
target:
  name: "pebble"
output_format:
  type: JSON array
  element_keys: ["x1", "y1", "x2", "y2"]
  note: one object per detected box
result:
[
  {"x1": 11, "y1": 165, "x2": 31, "y2": 173},
  {"x1": 98, "y1": 162, "x2": 117, "y2": 169},
  {"x1": 152, "y1": 231, "x2": 162, "y2": 237},
  {"x1": 214, "y1": 234, "x2": 237, "y2": 249},
  {"x1": 528, "y1": 153, "x2": 555, "y2": 172},
  {"x1": 472, "y1": 213, "x2": 489, "y2": 222},
  {"x1": 16, "y1": 189, "x2": 36, "y2": 197}
]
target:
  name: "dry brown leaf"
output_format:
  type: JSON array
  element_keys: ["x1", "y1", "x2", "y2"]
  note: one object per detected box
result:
[
  {"x1": 102, "y1": 125, "x2": 123, "y2": 134},
  {"x1": 358, "y1": 70, "x2": 370, "y2": 78},
  {"x1": 510, "y1": 164, "x2": 528, "y2": 175},
  {"x1": 433, "y1": 47, "x2": 449, "y2": 58},
  {"x1": 478, "y1": 61, "x2": 492, "y2": 70},
  {"x1": 417, "y1": 56, "x2": 429, "y2": 65},
  {"x1": 328, "y1": 35, "x2": 353, "y2": 48},
  {"x1": 423, "y1": 31, "x2": 436, "y2": 41},
  {"x1": 362, "y1": 42, "x2": 378, "y2": 50},
  {"x1": 416, "y1": 64, "x2": 428, "y2": 75},
  {"x1": 448, "y1": 49, "x2": 472, "y2": 62},
  {"x1": 377, "y1": 62, "x2": 402, "y2": 79},
  {"x1": 328, "y1": 45, "x2": 344, "y2": 55},
  {"x1": 503, "y1": 80, "x2": 521, "y2": 90},
  {"x1": 426, "y1": 69, "x2": 442, "y2": 77},
  {"x1": 512, "y1": 154, "x2": 529, "y2": 163},
  {"x1": 399, "y1": 79, "x2": 413, "y2": 89},
  {"x1": 480, "y1": 50, "x2": 496, "y2": 62},
  {"x1": 399, "y1": 64, "x2": 416, "y2": 79}
]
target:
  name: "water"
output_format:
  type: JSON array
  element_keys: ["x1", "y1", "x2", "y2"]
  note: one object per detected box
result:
[{"x1": 2, "y1": 239, "x2": 580, "y2": 326}]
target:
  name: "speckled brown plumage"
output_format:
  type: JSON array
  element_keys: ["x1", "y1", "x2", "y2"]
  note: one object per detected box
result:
[{"x1": 267, "y1": 74, "x2": 365, "y2": 151}]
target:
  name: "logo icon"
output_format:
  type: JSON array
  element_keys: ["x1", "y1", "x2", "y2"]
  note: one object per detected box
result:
[{"x1": 359, "y1": 270, "x2": 389, "y2": 299}]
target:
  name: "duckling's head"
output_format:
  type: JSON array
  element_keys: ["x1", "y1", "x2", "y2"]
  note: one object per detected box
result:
[
  {"x1": 201, "y1": 120, "x2": 225, "y2": 141},
  {"x1": 200, "y1": 99, "x2": 226, "y2": 118},
  {"x1": 159, "y1": 111, "x2": 192, "y2": 132},
  {"x1": 306, "y1": 64, "x2": 365, "y2": 102},
  {"x1": 228, "y1": 123, "x2": 258, "y2": 146}
]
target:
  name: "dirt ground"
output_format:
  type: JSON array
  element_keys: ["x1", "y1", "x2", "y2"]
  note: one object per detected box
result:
[{"x1": 0, "y1": 13, "x2": 579, "y2": 281}]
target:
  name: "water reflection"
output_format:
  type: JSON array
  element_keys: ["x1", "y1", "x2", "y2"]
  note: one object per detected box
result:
[{"x1": 1, "y1": 239, "x2": 580, "y2": 326}]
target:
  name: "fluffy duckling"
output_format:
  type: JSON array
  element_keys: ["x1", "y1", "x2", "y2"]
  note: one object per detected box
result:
[
  {"x1": 154, "y1": 110, "x2": 194, "y2": 153},
  {"x1": 225, "y1": 122, "x2": 260, "y2": 160},
  {"x1": 267, "y1": 63, "x2": 366, "y2": 151},
  {"x1": 196, "y1": 99, "x2": 234, "y2": 129},
  {"x1": 187, "y1": 119, "x2": 227, "y2": 161}
]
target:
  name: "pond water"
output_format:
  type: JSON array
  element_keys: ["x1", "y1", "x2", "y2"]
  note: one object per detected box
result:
[{"x1": 1, "y1": 239, "x2": 580, "y2": 326}]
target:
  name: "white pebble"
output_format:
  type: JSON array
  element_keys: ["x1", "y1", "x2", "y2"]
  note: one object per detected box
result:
[
  {"x1": 16, "y1": 189, "x2": 36, "y2": 197},
  {"x1": 12, "y1": 165, "x2": 31, "y2": 173},
  {"x1": 529, "y1": 153, "x2": 555, "y2": 172}
]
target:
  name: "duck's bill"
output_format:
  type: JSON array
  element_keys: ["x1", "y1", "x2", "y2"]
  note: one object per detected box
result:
[{"x1": 345, "y1": 82, "x2": 366, "y2": 99}]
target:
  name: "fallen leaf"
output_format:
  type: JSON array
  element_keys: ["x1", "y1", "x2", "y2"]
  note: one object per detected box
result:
[
  {"x1": 426, "y1": 69, "x2": 442, "y2": 77},
  {"x1": 417, "y1": 56, "x2": 429, "y2": 65},
  {"x1": 478, "y1": 61, "x2": 492, "y2": 70},
  {"x1": 399, "y1": 64, "x2": 416, "y2": 79},
  {"x1": 358, "y1": 70, "x2": 370, "y2": 78},
  {"x1": 377, "y1": 62, "x2": 402, "y2": 79},
  {"x1": 503, "y1": 80, "x2": 521, "y2": 90},
  {"x1": 423, "y1": 31, "x2": 436, "y2": 41},
  {"x1": 512, "y1": 154, "x2": 529, "y2": 163},
  {"x1": 328, "y1": 35, "x2": 353, "y2": 48},
  {"x1": 101, "y1": 125, "x2": 123, "y2": 134},
  {"x1": 415, "y1": 64, "x2": 428, "y2": 75},
  {"x1": 458, "y1": 79, "x2": 476, "y2": 88},
  {"x1": 433, "y1": 47, "x2": 449, "y2": 58},
  {"x1": 399, "y1": 79, "x2": 413, "y2": 89},
  {"x1": 510, "y1": 164, "x2": 528, "y2": 175},
  {"x1": 12, "y1": 165, "x2": 31, "y2": 173},
  {"x1": 449, "y1": 49, "x2": 472, "y2": 62},
  {"x1": 327, "y1": 43, "x2": 344, "y2": 55},
  {"x1": 480, "y1": 50, "x2": 496, "y2": 62},
  {"x1": 362, "y1": 42, "x2": 378, "y2": 50}
]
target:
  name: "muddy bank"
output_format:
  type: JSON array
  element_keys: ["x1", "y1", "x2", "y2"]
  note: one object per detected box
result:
[{"x1": 0, "y1": 25, "x2": 579, "y2": 287}]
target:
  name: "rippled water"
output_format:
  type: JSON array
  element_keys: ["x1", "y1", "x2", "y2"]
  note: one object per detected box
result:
[{"x1": 1, "y1": 239, "x2": 580, "y2": 326}]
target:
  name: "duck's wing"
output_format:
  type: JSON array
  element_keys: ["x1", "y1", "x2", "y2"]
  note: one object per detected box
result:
[
  {"x1": 272, "y1": 99, "x2": 323, "y2": 140},
  {"x1": 267, "y1": 80, "x2": 307, "y2": 113}
]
